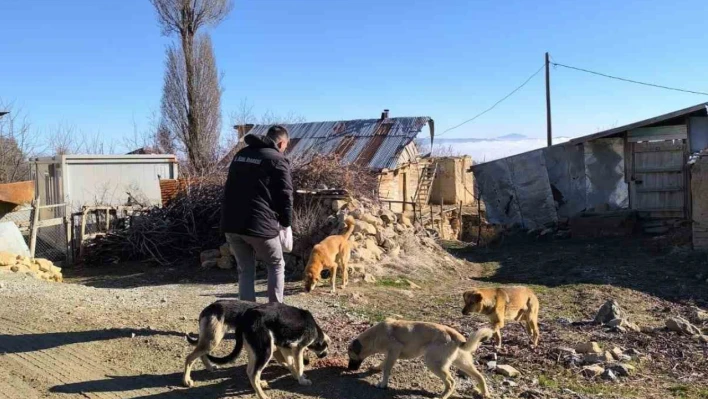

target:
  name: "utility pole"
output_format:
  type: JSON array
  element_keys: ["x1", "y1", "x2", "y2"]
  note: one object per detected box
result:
[{"x1": 545, "y1": 52, "x2": 552, "y2": 147}]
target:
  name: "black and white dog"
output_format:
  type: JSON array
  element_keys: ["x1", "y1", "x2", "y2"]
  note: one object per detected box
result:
[
  {"x1": 183, "y1": 299, "x2": 258, "y2": 387},
  {"x1": 183, "y1": 300, "x2": 329, "y2": 398},
  {"x1": 239, "y1": 303, "x2": 330, "y2": 399}
]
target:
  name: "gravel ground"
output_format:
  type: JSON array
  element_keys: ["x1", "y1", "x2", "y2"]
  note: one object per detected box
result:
[{"x1": 1, "y1": 236, "x2": 708, "y2": 399}]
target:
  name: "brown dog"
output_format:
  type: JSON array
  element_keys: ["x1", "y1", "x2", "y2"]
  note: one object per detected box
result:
[
  {"x1": 462, "y1": 286, "x2": 540, "y2": 348},
  {"x1": 303, "y1": 216, "x2": 355, "y2": 293}
]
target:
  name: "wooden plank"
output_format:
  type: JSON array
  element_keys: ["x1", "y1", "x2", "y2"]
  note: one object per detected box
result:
[
  {"x1": 635, "y1": 187, "x2": 683, "y2": 193},
  {"x1": 635, "y1": 167, "x2": 683, "y2": 173},
  {"x1": 36, "y1": 218, "x2": 64, "y2": 228},
  {"x1": 628, "y1": 125, "x2": 687, "y2": 141}
]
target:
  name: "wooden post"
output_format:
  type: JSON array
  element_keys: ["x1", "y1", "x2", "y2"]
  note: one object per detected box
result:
[
  {"x1": 105, "y1": 208, "x2": 110, "y2": 231},
  {"x1": 29, "y1": 195, "x2": 40, "y2": 258},
  {"x1": 64, "y1": 216, "x2": 73, "y2": 264},
  {"x1": 458, "y1": 200, "x2": 463, "y2": 240},
  {"x1": 79, "y1": 207, "x2": 89, "y2": 258},
  {"x1": 412, "y1": 203, "x2": 417, "y2": 224},
  {"x1": 545, "y1": 52, "x2": 553, "y2": 147}
]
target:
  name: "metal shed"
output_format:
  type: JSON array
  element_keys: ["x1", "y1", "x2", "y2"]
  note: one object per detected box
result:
[
  {"x1": 471, "y1": 103, "x2": 708, "y2": 229},
  {"x1": 30, "y1": 154, "x2": 179, "y2": 209}
]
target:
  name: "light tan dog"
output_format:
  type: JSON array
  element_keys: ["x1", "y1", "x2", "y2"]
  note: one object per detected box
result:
[
  {"x1": 462, "y1": 286, "x2": 540, "y2": 349},
  {"x1": 303, "y1": 216, "x2": 355, "y2": 293},
  {"x1": 347, "y1": 319, "x2": 493, "y2": 399}
]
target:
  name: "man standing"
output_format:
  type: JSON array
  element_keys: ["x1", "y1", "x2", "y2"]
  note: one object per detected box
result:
[{"x1": 221, "y1": 125, "x2": 292, "y2": 303}]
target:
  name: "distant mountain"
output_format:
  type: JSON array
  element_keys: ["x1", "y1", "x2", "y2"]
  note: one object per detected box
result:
[{"x1": 495, "y1": 133, "x2": 528, "y2": 140}]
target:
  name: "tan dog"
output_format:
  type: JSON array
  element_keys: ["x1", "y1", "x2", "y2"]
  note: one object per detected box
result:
[
  {"x1": 303, "y1": 216, "x2": 355, "y2": 293},
  {"x1": 347, "y1": 319, "x2": 493, "y2": 399},
  {"x1": 462, "y1": 286, "x2": 540, "y2": 349}
]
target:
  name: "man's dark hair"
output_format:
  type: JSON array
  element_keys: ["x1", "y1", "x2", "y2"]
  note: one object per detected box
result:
[{"x1": 266, "y1": 125, "x2": 289, "y2": 143}]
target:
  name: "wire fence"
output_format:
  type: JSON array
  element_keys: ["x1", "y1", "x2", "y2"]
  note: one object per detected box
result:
[{"x1": 1, "y1": 203, "x2": 69, "y2": 263}]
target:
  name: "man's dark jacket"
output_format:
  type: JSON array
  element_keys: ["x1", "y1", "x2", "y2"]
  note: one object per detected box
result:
[{"x1": 221, "y1": 134, "x2": 293, "y2": 238}]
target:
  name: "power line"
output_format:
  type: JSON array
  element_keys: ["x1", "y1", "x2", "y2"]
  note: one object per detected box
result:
[
  {"x1": 552, "y1": 62, "x2": 708, "y2": 96},
  {"x1": 438, "y1": 63, "x2": 546, "y2": 137}
]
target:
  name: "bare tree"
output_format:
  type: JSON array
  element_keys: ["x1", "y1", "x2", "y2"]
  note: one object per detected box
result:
[
  {"x1": 227, "y1": 98, "x2": 306, "y2": 153},
  {"x1": 150, "y1": 0, "x2": 232, "y2": 174},
  {"x1": 160, "y1": 36, "x2": 222, "y2": 172},
  {"x1": 0, "y1": 102, "x2": 37, "y2": 183},
  {"x1": 47, "y1": 122, "x2": 80, "y2": 156}
]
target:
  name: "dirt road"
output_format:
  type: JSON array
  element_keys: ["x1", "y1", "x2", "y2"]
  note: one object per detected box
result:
[{"x1": 1, "y1": 237, "x2": 708, "y2": 399}]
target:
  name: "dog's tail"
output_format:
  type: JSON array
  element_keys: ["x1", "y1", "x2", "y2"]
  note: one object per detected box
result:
[
  {"x1": 205, "y1": 327, "x2": 244, "y2": 365},
  {"x1": 185, "y1": 333, "x2": 200, "y2": 345},
  {"x1": 460, "y1": 327, "x2": 494, "y2": 353},
  {"x1": 342, "y1": 216, "x2": 356, "y2": 241}
]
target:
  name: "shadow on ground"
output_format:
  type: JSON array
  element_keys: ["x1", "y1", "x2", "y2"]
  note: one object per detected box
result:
[
  {"x1": 0, "y1": 328, "x2": 183, "y2": 354},
  {"x1": 50, "y1": 364, "x2": 434, "y2": 399},
  {"x1": 447, "y1": 235, "x2": 708, "y2": 306},
  {"x1": 65, "y1": 261, "x2": 305, "y2": 291}
]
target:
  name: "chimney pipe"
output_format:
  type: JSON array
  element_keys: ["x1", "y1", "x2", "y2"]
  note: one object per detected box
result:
[{"x1": 381, "y1": 109, "x2": 389, "y2": 120}]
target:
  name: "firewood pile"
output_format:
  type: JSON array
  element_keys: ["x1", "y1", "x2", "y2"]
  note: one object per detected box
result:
[{"x1": 81, "y1": 183, "x2": 225, "y2": 266}]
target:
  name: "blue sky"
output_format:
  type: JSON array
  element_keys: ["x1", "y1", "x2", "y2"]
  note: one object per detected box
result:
[{"x1": 2, "y1": 0, "x2": 708, "y2": 151}]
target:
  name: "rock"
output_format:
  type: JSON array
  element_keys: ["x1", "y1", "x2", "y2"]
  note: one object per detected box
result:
[
  {"x1": 574, "y1": 342, "x2": 602, "y2": 354},
  {"x1": 601, "y1": 369, "x2": 618, "y2": 381},
  {"x1": 581, "y1": 365, "x2": 605, "y2": 378},
  {"x1": 394, "y1": 224, "x2": 406, "y2": 233},
  {"x1": 624, "y1": 348, "x2": 642, "y2": 357},
  {"x1": 381, "y1": 237, "x2": 396, "y2": 250},
  {"x1": 625, "y1": 321, "x2": 641, "y2": 333},
  {"x1": 583, "y1": 352, "x2": 613, "y2": 365},
  {"x1": 10, "y1": 265, "x2": 20, "y2": 273},
  {"x1": 354, "y1": 220, "x2": 377, "y2": 236},
  {"x1": 692, "y1": 334, "x2": 708, "y2": 343},
  {"x1": 539, "y1": 227, "x2": 554, "y2": 236},
  {"x1": 387, "y1": 245, "x2": 401, "y2": 258},
  {"x1": 640, "y1": 326, "x2": 658, "y2": 334},
  {"x1": 363, "y1": 239, "x2": 383, "y2": 260},
  {"x1": 486, "y1": 361, "x2": 497, "y2": 370},
  {"x1": 0, "y1": 251, "x2": 15, "y2": 266},
  {"x1": 595, "y1": 299, "x2": 625, "y2": 325},
  {"x1": 363, "y1": 273, "x2": 376, "y2": 284},
  {"x1": 0, "y1": 282, "x2": 5, "y2": 289},
  {"x1": 494, "y1": 364, "x2": 520, "y2": 378},
  {"x1": 502, "y1": 379, "x2": 518, "y2": 387},
  {"x1": 350, "y1": 209, "x2": 363, "y2": 219},
  {"x1": 556, "y1": 317, "x2": 573, "y2": 325},
  {"x1": 34, "y1": 258, "x2": 53, "y2": 272},
  {"x1": 404, "y1": 279, "x2": 421, "y2": 289},
  {"x1": 219, "y1": 243, "x2": 232, "y2": 258},
  {"x1": 361, "y1": 213, "x2": 382, "y2": 226},
  {"x1": 201, "y1": 259, "x2": 218, "y2": 268},
  {"x1": 609, "y1": 363, "x2": 635, "y2": 377},
  {"x1": 397, "y1": 213, "x2": 413, "y2": 227},
  {"x1": 216, "y1": 257, "x2": 234, "y2": 270},
  {"x1": 200, "y1": 249, "x2": 221, "y2": 264},
  {"x1": 610, "y1": 347, "x2": 624, "y2": 360},
  {"x1": 606, "y1": 318, "x2": 623, "y2": 327},
  {"x1": 379, "y1": 210, "x2": 397, "y2": 225},
  {"x1": 553, "y1": 346, "x2": 577, "y2": 356},
  {"x1": 131, "y1": 332, "x2": 136, "y2": 339},
  {"x1": 690, "y1": 306, "x2": 708, "y2": 324},
  {"x1": 666, "y1": 317, "x2": 702, "y2": 335},
  {"x1": 332, "y1": 200, "x2": 348, "y2": 212}
]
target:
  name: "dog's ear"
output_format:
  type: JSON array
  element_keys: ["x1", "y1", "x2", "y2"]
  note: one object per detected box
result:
[
  {"x1": 349, "y1": 339, "x2": 362, "y2": 355},
  {"x1": 463, "y1": 290, "x2": 481, "y2": 304},
  {"x1": 464, "y1": 291, "x2": 483, "y2": 304}
]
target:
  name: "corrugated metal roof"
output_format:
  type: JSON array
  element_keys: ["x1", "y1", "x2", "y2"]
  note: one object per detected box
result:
[{"x1": 242, "y1": 117, "x2": 432, "y2": 171}]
